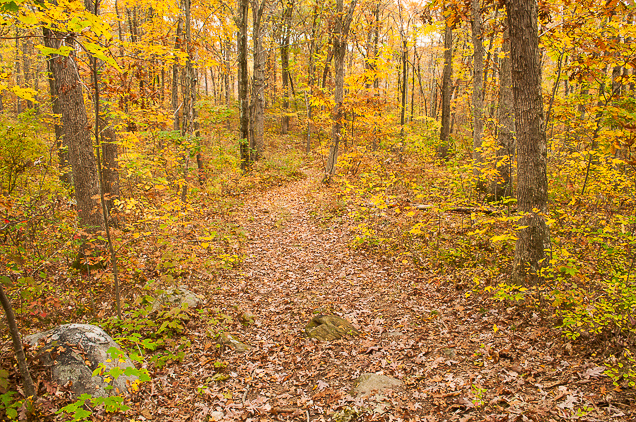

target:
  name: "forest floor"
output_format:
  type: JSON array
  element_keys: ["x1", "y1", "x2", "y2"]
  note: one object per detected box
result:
[{"x1": 113, "y1": 166, "x2": 636, "y2": 422}]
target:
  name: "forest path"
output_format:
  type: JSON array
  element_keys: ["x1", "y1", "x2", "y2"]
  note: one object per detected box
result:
[{"x1": 186, "y1": 169, "x2": 622, "y2": 421}]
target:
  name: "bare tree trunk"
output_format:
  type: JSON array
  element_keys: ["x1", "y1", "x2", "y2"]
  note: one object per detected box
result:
[
  {"x1": 181, "y1": 0, "x2": 197, "y2": 201},
  {"x1": 172, "y1": 19, "x2": 183, "y2": 132},
  {"x1": 489, "y1": 27, "x2": 514, "y2": 201},
  {"x1": 0, "y1": 283, "x2": 36, "y2": 400},
  {"x1": 306, "y1": 1, "x2": 320, "y2": 153},
  {"x1": 238, "y1": 0, "x2": 250, "y2": 170},
  {"x1": 15, "y1": 31, "x2": 21, "y2": 115},
  {"x1": 507, "y1": 0, "x2": 550, "y2": 284},
  {"x1": 22, "y1": 38, "x2": 34, "y2": 109},
  {"x1": 250, "y1": 0, "x2": 268, "y2": 161},
  {"x1": 280, "y1": 0, "x2": 294, "y2": 134},
  {"x1": 438, "y1": 22, "x2": 453, "y2": 158},
  {"x1": 47, "y1": 52, "x2": 70, "y2": 184},
  {"x1": 43, "y1": 26, "x2": 104, "y2": 235},
  {"x1": 324, "y1": 0, "x2": 357, "y2": 181},
  {"x1": 471, "y1": 0, "x2": 485, "y2": 189},
  {"x1": 101, "y1": 123, "x2": 120, "y2": 213},
  {"x1": 400, "y1": 39, "x2": 407, "y2": 137}
]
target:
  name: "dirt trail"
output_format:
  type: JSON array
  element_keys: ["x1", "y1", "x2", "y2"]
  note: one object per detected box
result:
[{"x1": 174, "y1": 171, "x2": 630, "y2": 421}]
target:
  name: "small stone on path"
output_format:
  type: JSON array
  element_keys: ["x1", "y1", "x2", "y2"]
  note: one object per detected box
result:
[
  {"x1": 218, "y1": 332, "x2": 251, "y2": 352},
  {"x1": 353, "y1": 373, "x2": 403, "y2": 397}
]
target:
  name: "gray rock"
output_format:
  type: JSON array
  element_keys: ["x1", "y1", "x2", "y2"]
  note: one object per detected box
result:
[
  {"x1": 152, "y1": 285, "x2": 201, "y2": 312},
  {"x1": 353, "y1": 373, "x2": 403, "y2": 397},
  {"x1": 26, "y1": 324, "x2": 138, "y2": 398},
  {"x1": 218, "y1": 332, "x2": 251, "y2": 352},
  {"x1": 305, "y1": 315, "x2": 359, "y2": 341}
]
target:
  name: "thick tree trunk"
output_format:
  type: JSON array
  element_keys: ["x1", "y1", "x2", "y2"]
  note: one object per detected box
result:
[
  {"x1": 43, "y1": 27, "x2": 104, "y2": 234},
  {"x1": 438, "y1": 23, "x2": 453, "y2": 158},
  {"x1": 238, "y1": 0, "x2": 250, "y2": 170},
  {"x1": 471, "y1": 0, "x2": 485, "y2": 189},
  {"x1": 47, "y1": 54, "x2": 70, "y2": 184},
  {"x1": 180, "y1": 0, "x2": 197, "y2": 201},
  {"x1": 324, "y1": 0, "x2": 357, "y2": 181},
  {"x1": 250, "y1": 0, "x2": 267, "y2": 161},
  {"x1": 506, "y1": 0, "x2": 550, "y2": 284},
  {"x1": 490, "y1": 27, "x2": 514, "y2": 200}
]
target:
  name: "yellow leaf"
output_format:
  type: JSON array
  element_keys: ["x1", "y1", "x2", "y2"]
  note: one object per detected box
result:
[
  {"x1": 493, "y1": 324, "x2": 499, "y2": 333},
  {"x1": 201, "y1": 243, "x2": 209, "y2": 248}
]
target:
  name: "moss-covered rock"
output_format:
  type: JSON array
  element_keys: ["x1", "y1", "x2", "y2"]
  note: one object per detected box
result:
[{"x1": 304, "y1": 315, "x2": 359, "y2": 341}]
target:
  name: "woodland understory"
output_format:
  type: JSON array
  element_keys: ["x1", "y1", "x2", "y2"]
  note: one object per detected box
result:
[{"x1": 1, "y1": 131, "x2": 636, "y2": 421}]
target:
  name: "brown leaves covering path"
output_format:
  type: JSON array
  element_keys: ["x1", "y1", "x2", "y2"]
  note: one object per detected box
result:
[{"x1": 133, "y1": 171, "x2": 634, "y2": 422}]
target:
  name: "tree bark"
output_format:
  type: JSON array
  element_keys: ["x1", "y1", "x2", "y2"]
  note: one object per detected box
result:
[
  {"x1": 238, "y1": 0, "x2": 250, "y2": 170},
  {"x1": 506, "y1": 0, "x2": 550, "y2": 284},
  {"x1": 324, "y1": 0, "x2": 357, "y2": 181},
  {"x1": 306, "y1": 1, "x2": 320, "y2": 153},
  {"x1": 471, "y1": 0, "x2": 485, "y2": 189},
  {"x1": 181, "y1": 0, "x2": 197, "y2": 202},
  {"x1": 438, "y1": 22, "x2": 453, "y2": 158},
  {"x1": 489, "y1": 26, "x2": 514, "y2": 200},
  {"x1": 280, "y1": 0, "x2": 294, "y2": 134},
  {"x1": 250, "y1": 0, "x2": 268, "y2": 161},
  {"x1": 43, "y1": 26, "x2": 104, "y2": 234},
  {"x1": 0, "y1": 283, "x2": 36, "y2": 399},
  {"x1": 172, "y1": 19, "x2": 183, "y2": 132}
]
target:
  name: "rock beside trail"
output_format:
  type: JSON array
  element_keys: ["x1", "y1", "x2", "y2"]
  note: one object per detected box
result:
[
  {"x1": 26, "y1": 324, "x2": 138, "y2": 398},
  {"x1": 218, "y1": 332, "x2": 251, "y2": 352},
  {"x1": 353, "y1": 373, "x2": 403, "y2": 397},
  {"x1": 152, "y1": 285, "x2": 201, "y2": 312},
  {"x1": 304, "y1": 315, "x2": 359, "y2": 341}
]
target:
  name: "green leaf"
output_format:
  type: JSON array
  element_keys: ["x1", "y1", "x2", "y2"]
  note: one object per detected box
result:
[{"x1": 36, "y1": 44, "x2": 74, "y2": 57}]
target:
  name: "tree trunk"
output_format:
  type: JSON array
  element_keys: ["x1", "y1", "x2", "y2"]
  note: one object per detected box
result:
[
  {"x1": 400, "y1": 39, "x2": 407, "y2": 137},
  {"x1": 306, "y1": 1, "x2": 320, "y2": 153},
  {"x1": 324, "y1": 0, "x2": 357, "y2": 181},
  {"x1": 438, "y1": 22, "x2": 453, "y2": 158},
  {"x1": 0, "y1": 283, "x2": 36, "y2": 399},
  {"x1": 280, "y1": 0, "x2": 294, "y2": 134},
  {"x1": 43, "y1": 27, "x2": 104, "y2": 234},
  {"x1": 489, "y1": 26, "x2": 514, "y2": 200},
  {"x1": 471, "y1": 0, "x2": 485, "y2": 189},
  {"x1": 506, "y1": 0, "x2": 550, "y2": 284},
  {"x1": 237, "y1": 0, "x2": 250, "y2": 170},
  {"x1": 101, "y1": 123, "x2": 120, "y2": 213},
  {"x1": 47, "y1": 53, "x2": 70, "y2": 184},
  {"x1": 180, "y1": 0, "x2": 197, "y2": 201},
  {"x1": 172, "y1": 19, "x2": 183, "y2": 132},
  {"x1": 250, "y1": 0, "x2": 267, "y2": 161}
]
